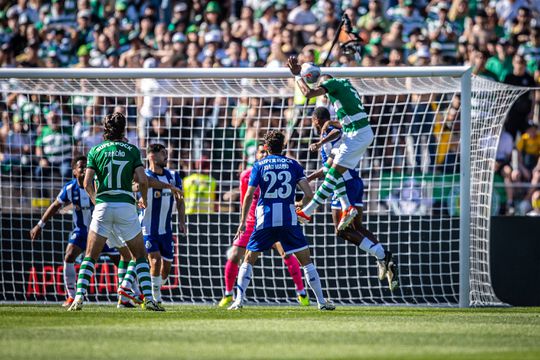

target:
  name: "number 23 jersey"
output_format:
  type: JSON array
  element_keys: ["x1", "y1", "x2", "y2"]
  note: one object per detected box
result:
[{"x1": 248, "y1": 154, "x2": 306, "y2": 230}]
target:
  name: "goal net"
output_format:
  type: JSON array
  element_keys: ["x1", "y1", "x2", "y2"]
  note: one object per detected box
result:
[{"x1": 0, "y1": 68, "x2": 526, "y2": 306}]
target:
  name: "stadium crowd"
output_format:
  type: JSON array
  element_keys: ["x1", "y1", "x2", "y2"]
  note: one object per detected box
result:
[{"x1": 0, "y1": 0, "x2": 540, "y2": 215}]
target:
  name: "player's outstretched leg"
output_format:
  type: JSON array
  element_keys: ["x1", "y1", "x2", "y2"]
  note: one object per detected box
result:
[
  {"x1": 321, "y1": 161, "x2": 355, "y2": 226},
  {"x1": 357, "y1": 227, "x2": 398, "y2": 291},
  {"x1": 333, "y1": 177, "x2": 358, "y2": 231},
  {"x1": 297, "y1": 167, "x2": 343, "y2": 223}
]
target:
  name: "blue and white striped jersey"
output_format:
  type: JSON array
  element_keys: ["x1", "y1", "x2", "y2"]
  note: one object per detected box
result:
[
  {"x1": 320, "y1": 125, "x2": 343, "y2": 165},
  {"x1": 320, "y1": 126, "x2": 360, "y2": 182},
  {"x1": 56, "y1": 179, "x2": 93, "y2": 233},
  {"x1": 140, "y1": 168, "x2": 182, "y2": 236},
  {"x1": 249, "y1": 155, "x2": 306, "y2": 230}
]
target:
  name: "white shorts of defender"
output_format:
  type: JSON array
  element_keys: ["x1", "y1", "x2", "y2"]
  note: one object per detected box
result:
[
  {"x1": 333, "y1": 126, "x2": 374, "y2": 170},
  {"x1": 90, "y1": 202, "x2": 141, "y2": 247}
]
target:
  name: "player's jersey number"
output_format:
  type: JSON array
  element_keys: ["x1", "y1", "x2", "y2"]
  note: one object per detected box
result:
[
  {"x1": 106, "y1": 159, "x2": 128, "y2": 189},
  {"x1": 263, "y1": 171, "x2": 293, "y2": 199}
]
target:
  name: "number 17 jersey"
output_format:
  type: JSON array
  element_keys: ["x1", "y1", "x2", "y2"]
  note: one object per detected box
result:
[
  {"x1": 87, "y1": 140, "x2": 143, "y2": 205},
  {"x1": 248, "y1": 154, "x2": 306, "y2": 230}
]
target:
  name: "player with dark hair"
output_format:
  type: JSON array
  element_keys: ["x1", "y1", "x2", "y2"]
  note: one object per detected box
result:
[
  {"x1": 228, "y1": 130, "x2": 334, "y2": 311},
  {"x1": 136, "y1": 143, "x2": 185, "y2": 309},
  {"x1": 308, "y1": 107, "x2": 398, "y2": 290},
  {"x1": 68, "y1": 112, "x2": 162, "y2": 311},
  {"x1": 288, "y1": 57, "x2": 374, "y2": 231},
  {"x1": 218, "y1": 144, "x2": 309, "y2": 308},
  {"x1": 30, "y1": 155, "x2": 136, "y2": 306}
]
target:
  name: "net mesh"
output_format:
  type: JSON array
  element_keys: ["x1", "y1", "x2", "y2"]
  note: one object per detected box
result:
[{"x1": 0, "y1": 72, "x2": 526, "y2": 306}]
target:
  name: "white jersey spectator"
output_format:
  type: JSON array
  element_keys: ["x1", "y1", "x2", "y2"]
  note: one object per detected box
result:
[{"x1": 288, "y1": 0, "x2": 317, "y2": 25}]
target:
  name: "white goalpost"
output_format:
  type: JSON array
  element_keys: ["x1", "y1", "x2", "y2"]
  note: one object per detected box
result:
[{"x1": 0, "y1": 67, "x2": 526, "y2": 307}]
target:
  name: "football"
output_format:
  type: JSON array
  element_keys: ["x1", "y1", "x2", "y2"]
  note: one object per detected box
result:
[{"x1": 300, "y1": 62, "x2": 321, "y2": 84}]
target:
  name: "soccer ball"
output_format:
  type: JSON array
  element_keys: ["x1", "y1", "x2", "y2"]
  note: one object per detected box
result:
[{"x1": 300, "y1": 63, "x2": 321, "y2": 84}]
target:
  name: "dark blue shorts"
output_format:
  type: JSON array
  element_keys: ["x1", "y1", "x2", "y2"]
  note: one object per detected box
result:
[
  {"x1": 144, "y1": 233, "x2": 174, "y2": 261},
  {"x1": 331, "y1": 177, "x2": 364, "y2": 210},
  {"x1": 247, "y1": 226, "x2": 308, "y2": 255},
  {"x1": 68, "y1": 230, "x2": 119, "y2": 255}
]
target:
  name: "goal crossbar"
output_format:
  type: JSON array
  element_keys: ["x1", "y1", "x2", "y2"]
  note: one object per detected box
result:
[
  {"x1": 0, "y1": 66, "x2": 470, "y2": 79},
  {"x1": 0, "y1": 67, "x2": 527, "y2": 307}
]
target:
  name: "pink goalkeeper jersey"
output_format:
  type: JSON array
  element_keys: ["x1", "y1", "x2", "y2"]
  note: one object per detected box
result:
[{"x1": 240, "y1": 168, "x2": 260, "y2": 228}]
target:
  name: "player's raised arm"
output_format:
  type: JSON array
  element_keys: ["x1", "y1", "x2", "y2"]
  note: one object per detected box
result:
[
  {"x1": 133, "y1": 172, "x2": 183, "y2": 199},
  {"x1": 30, "y1": 199, "x2": 63, "y2": 240},
  {"x1": 310, "y1": 127, "x2": 342, "y2": 153},
  {"x1": 287, "y1": 56, "x2": 327, "y2": 99}
]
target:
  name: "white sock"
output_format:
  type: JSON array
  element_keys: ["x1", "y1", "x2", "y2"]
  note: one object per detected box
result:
[
  {"x1": 302, "y1": 200, "x2": 319, "y2": 217},
  {"x1": 303, "y1": 263, "x2": 326, "y2": 305},
  {"x1": 63, "y1": 262, "x2": 76, "y2": 298},
  {"x1": 372, "y1": 244, "x2": 386, "y2": 260},
  {"x1": 151, "y1": 275, "x2": 162, "y2": 302},
  {"x1": 235, "y1": 263, "x2": 253, "y2": 303},
  {"x1": 359, "y1": 238, "x2": 385, "y2": 260},
  {"x1": 338, "y1": 196, "x2": 351, "y2": 210},
  {"x1": 337, "y1": 178, "x2": 351, "y2": 209}
]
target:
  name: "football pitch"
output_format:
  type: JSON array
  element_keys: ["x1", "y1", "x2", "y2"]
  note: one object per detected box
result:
[{"x1": 1, "y1": 305, "x2": 539, "y2": 360}]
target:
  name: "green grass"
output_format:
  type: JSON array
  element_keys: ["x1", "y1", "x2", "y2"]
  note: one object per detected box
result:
[{"x1": 1, "y1": 305, "x2": 539, "y2": 360}]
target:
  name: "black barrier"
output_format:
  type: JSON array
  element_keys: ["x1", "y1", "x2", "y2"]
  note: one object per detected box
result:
[
  {"x1": 490, "y1": 216, "x2": 540, "y2": 306},
  {"x1": 2, "y1": 213, "x2": 462, "y2": 304},
  {"x1": 3, "y1": 213, "x2": 537, "y2": 305}
]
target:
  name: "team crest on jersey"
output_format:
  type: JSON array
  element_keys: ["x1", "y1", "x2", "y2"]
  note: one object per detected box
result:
[
  {"x1": 145, "y1": 241, "x2": 152, "y2": 249},
  {"x1": 154, "y1": 191, "x2": 161, "y2": 198}
]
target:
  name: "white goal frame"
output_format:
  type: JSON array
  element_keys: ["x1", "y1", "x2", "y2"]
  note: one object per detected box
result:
[{"x1": 0, "y1": 66, "x2": 475, "y2": 307}]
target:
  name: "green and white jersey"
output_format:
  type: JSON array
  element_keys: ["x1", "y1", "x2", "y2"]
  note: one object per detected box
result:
[
  {"x1": 35, "y1": 126, "x2": 73, "y2": 164},
  {"x1": 87, "y1": 140, "x2": 143, "y2": 205},
  {"x1": 320, "y1": 78, "x2": 369, "y2": 132}
]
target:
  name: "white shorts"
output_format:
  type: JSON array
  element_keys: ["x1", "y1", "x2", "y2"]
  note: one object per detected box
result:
[
  {"x1": 90, "y1": 202, "x2": 141, "y2": 246},
  {"x1": 107, "y1": 230, "x2": 127, "y2": 250},
  {"x1": 333, "y1": 126, "x2": 374, "y2": 170}
]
